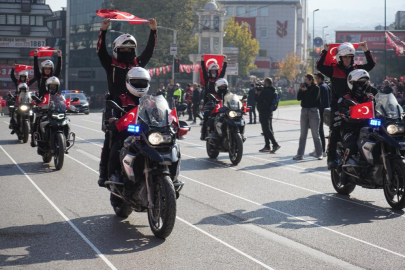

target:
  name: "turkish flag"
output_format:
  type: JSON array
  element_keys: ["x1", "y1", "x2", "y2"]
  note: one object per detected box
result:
[
  {"x1": 15, "y1": 65, "x2": 33, "y2": 72},
  {"x1": 96, "y1": 9, "x2": 148, "y2": 24},
  {"x1": 200, "y1": 55, "x2": 224, "y2": 86},
  {"x1": 38, "y1": 94, "x2": 50, "y2": 106},
  {"x1": 65, "y1": 98, "x2": 71, "y2": 110},
  {"x1": 169, "y1": 107, "x2": 178, "y2": 125},
  {"x1": 115, "y1": 106, "x2": 138, "y2": 132},
  {"x1": 350, "y1": 101, "x2": 374, "y2": 119},
  {"x1": 323, "y1": 43, "x2": 359, "y2": 66},
  {"x1": 29, "y1": 47, "x2": 57, "y2": 57}
]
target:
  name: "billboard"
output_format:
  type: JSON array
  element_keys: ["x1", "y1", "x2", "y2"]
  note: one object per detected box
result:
[
  {"x1": 0, "y1": 37, "x2": 46, "y2": 48},
  {"x1": 335, "y1": 31, "x2": 405, "y2": 50}
]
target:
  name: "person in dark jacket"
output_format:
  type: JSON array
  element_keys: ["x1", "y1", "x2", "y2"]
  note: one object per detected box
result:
[
  {"x1": 317, "y1": 41, "x2": 375, "y2": 168},
  {"x1": 313, "y1": 73, "x2": 331, "y2": 156},
  {"x1": 96, "y1": 18, "x2": 157, "y2": 187},
  {"x1": 255, "y1": 78, "x2": 280, "y2": 153},
  {"x1": 33, "y1": 49, "x2": 62, "y2": 99},
  {"x1": 382, "y1": 80, "x2": 394, "y2": 94},
  {"x1": 192, "y1": 83, "x2": 203, "y2": 124},
  {"x1": 247, "y1": 83, "x2": 256, "y2": 124},
  {"x1": 293, "y1": 74, "x2": 323, "y2": 161}
]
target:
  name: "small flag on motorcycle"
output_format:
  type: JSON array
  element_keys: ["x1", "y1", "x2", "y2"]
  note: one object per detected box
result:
[{"x1": 128, "y1": 124, "x2": 140, "y2": 133}]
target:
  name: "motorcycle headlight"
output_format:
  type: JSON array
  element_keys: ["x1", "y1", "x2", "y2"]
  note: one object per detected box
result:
[
  {"x1": 19, "y1": 105, "x2": 28, "y2": 111},
  {"x1": 52, "y1": 113, "x2": 65, "y2": 120},
  {"x1": 228, "y1": 111, "x2": 241, "y2": 118},
  {"x1": 387, "y1": 124, "x2": 405, "y2": 135},
  {"x1": 148, "y1": 132, "x2": 163, "y2": 145}
]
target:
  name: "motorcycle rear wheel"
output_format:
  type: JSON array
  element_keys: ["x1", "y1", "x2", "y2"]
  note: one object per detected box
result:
[
  {"x1": 22, "y1": 121, "x2": 29, "y2": 143},
  {"x1": 229, "y1": 133, "x2": 243, "y2": 165},
  {"x1": 147, "y1": 175, "x2": 176, "y2": 239},
  {"x1": 42, "y1": 155, "x2": 52, "y2": 163},
  {"x1": 54, "y1": 133, "x2": 65, "y2": 170},
  {"x1": 331, "y1": 167, "x2": 356, "y2": 195},
  {"x1": 384, "y1": 159, "x2": 405, "y2": 210},
  {"x1": 206, "y1": 139, "x2": 219, "y2": 159}
]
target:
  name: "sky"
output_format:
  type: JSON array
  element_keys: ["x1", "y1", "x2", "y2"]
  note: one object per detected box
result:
[{"x1": 46, "y1": 0, "x2": 405, "y2": 42}]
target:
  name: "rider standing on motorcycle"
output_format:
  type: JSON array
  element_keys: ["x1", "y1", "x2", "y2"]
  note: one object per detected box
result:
[
  {"x1": 316, "y1": 42, "x2": 375, "y2": 168},
  {"x1": 33, "y1": 50, "x2": 62, "y2": 99},
  {"x1": 200, "y1": 55, "x2": 227, "y2": 140},
  {"x1": 10, "y1": 67, "x2": 37, "y2": 93},
  {"x1": 97, "y1": 18, "x2": 157, "y2": 187}
]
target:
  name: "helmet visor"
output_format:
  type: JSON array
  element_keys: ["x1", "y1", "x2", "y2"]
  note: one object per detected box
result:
[
  {"x1": 218, "y1": 86, "x2": 228, "y2": 91},
  {"x1": 129, "y1": 79, "x2": 148, "y2": 89}
]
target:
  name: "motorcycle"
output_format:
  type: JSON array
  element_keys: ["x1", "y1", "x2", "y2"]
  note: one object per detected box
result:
[
  {"x1": 32, "y1": 94, "x2": 77, "y2": 170},
  {"x1": 104, "y1": 95, "x2": 190, "y2": 239},
  {"x1": 9, "y1": 91, "x2": 34, "y2": 143},
  {"x1": 204, "y1": 93, "x2": 248, "y2": 165},
  {"x1": 325, "y1": 93, "x2": 405, "y2": 209}
]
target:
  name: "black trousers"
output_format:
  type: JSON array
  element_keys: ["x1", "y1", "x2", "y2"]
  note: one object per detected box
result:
[
  {"x1": 249, "y1": 104, "x2": 256, "y2": 123},
  {"x1": 187, "y1": 102, "x2": 192, "y2": 119},
  {"x1": 108, "y1": 140, "x2": 121, "y2": 177},
  {"x1": 328, "y1": 109, "x2": 341, "y2": 158},
  {"x1": 100, "y1": 131, "x2": 111, "y2": 176},
  {"x1": 342, "y1": 132, "x2": 358, "y2": 158},
  {"x1": 319, "y1": 108, "x2": 326, "y2": 152},
  {"x1": 259, "y1": 111, "x2": 277, "y2": 147},
  {"x1": 193, "y1": 103, "x2": 203, "y2": 121}
]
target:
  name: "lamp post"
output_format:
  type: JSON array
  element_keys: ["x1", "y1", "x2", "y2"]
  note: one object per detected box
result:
[
  {"x1": 90, "y1": 15, "x2": 96, "y2": 93},
  {"x1": 312, "y1": 9, "x2": 320, "y2": 72},
  {"x1": 325, "y1": 34, "x2": 329, "y2": 43},
  {"x1": 384, "y1": 0, "x2": 387, "y2": 78},
  {"x1": 157, "y1": 26, "x2": 177, "y2": 83},
  {"x1": 322, "y1": 26, "x2": 328, "y2": 41}
]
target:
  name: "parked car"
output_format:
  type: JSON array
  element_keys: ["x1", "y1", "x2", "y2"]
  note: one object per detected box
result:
[{"x1": 61, "y1": 90, "x2": 90, "y2": 115}]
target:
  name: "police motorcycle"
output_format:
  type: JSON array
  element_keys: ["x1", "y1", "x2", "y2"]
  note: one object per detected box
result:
[
  {"x1": 325, "y1": 92, "x2": 405, "y2": 210},
  {"x1": 104, "y1": 94, "x2": 190, "y2": 239},
  {"x1": 8, "y1": 84, "x2": 34, "y2": 143},
  {"x1": 203, "y1": 79, "x2": 248, "y2": 165},
  {"x1": 32, "y1": 77, "x2": 77, "y2": 170}
]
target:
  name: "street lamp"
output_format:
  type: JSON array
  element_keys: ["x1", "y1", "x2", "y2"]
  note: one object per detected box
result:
[
  {"x1": 312, "y1": 9, "x2": 320, "y2": 72},
  {"x1": 157, "y1": 26, "x2": 177, "y2": 83},
  {"x1": 90, "y1": 15, "x2": 96, "y2": 93},
  {"x1": 325, "y1": 34, "x2": 329, "y2": 43},
  {"x1": 322, "y1": 26, "x2": 328, "y2": 41},
  {"x1": 384, "y1": 0, "x2": 387, "y2": 78}
]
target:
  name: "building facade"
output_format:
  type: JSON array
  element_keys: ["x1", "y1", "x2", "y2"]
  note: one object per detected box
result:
[
  {"x1": 395, "y1": 11, "x2": 405, "y2": 30},
  {"x1": 0, "y1": 0, "x2": 53, "y2": 96},
  {"x1": 217, "y1": 0, "x2": 308, "y2": 77}
]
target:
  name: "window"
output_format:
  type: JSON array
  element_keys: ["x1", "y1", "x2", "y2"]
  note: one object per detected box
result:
[
  {"x1": 248, "y1": 6, "x2": 257, "y2": 17},
  {"x1": 16, "y1": 15, "x2": 21, "y2": 24},
  {"x1": 0, "y1": 15, "x2": 5, "y2": 24},
  {"x1": 236, "y1": 6, "x2": 245, "y2": 16},
  {"x1": 226, "y1": 6, "x2": 234, "y2": 16},
  {"x1": 259, "y1": 29, "x2": 268, "y2": 38},
  {"x1": 47, "y1": 21, "x2": 52, "y2": 28},
  {"x1": 201, "y1": 37, "x2": 210, "y2": 54},
  {"x1": 30, "y1": 16, "x2": 36, "y2": 25},
  {"x1": 259, "y1": 50, "x2": 267, "y2": 57},
  {"x1": 259, "y1": 7, "x2": 269, "y2": 16},
  {"x1": 36, "y1": 16, "x2": 43, "y2": 26},
  {"x1": 7, "y1": 15, "x2": 15, "y2": 25},
  {"x1": 21, "y1": 15, "x2": 29, "y2": 25}
]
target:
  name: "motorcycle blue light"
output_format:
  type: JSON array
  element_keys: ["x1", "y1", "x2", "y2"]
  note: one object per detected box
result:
[
  {"x1": 369, "y1": 119, "x2": 381, "y2": 127},
  {"x1": 128, "y1": 124, "x2": 140, "y2": 133}
]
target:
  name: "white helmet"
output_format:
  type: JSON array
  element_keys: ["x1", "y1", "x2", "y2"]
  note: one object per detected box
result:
[
  {"x1": 40, "y1": 60, "x2": 54, "y2": 73},
  {"x1": 45, "y1": 76, "x2": 60, "y2": 94},
  {"x1": 347, "y1": 69, "x2": 370, "y2": 90},
  {"x1": 18, "y1": 70, "x2": 29, "y2": 78},
  {"x1": 215, "y1": 78, "x2": 229, "y2": 93},
  {"x1": 18, "y1": 83, "x2": 29, "y2": 92},
  {"x1": 112, "y1": 34, "x2": 137, "y2": 59},
  {"x1": 208, "y1": 63, "x2": 220, "y2": 71},
  {"x1": 336, "y1": 42, "x2": 356, "y2": 64},
  {"x1": 126, "y1": 67, "x2": 150, "y2": 97}
]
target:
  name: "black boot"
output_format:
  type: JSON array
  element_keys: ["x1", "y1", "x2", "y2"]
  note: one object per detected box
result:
[
  {"x1": 98, "y1": 164, "x2": 108, "y2": 187},
  {"x1": 30, "y1": 135, "x2": 37, "y2": 148},
  {"x1": 123, "y1": 181, "x2": 136, "y2": 202},
  {"x1": 327, "y1": 156, "x2": 338, "y2": 169},
  {"x1": 110, "y1": 193, "x2": 123, "y2": 207}
]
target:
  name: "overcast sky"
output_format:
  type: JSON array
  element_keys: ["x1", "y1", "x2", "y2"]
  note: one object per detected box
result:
[{"x1": 47, "y1": 0, "x2": 405, "y2": 42}]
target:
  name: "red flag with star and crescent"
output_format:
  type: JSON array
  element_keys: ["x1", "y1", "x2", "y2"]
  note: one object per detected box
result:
[
  {"x1": 96, "y1": 9, "x2": 149, "y2": 24},
  {"x1": 323, "y1": 43, "x2": 359, "y2": 66},
  {"x1": 169, "y1": 107, "x2": 179, "y2": 125},
  {"x1": 29, "y1": 47, "x2": 57, "y2": 57},
  {"x1": 116, "y1": 106, "x2": 138, "y2": 132},
  {"x1": 350, "y1": 101, "x2": 374, "y2": 119},
  {"x1": 38, "y1": 94, "x2": 50, "y2": 106},
  {"x1": 200, "y1": 55, "x2": 224, "y2": 87},
  {"x1": 15, "y1": 65, "x2": 33, "y2": 72}
]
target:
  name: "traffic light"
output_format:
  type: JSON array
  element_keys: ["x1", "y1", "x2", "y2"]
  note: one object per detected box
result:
[{"x1": 174, "y1": 58, "x2": 180, "y2": 74}]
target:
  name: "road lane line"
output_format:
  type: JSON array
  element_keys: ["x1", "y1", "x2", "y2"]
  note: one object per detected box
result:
[
  {"x1": 176, "y1": 217, "x2": 274, "y2": 270},
  {"x1": 70, "y1": 123, "x2": 104, "y2": 134},
  {"x1": 76, "y1": 136, "x2": 103, "y2": 148},
  {"x1": 82, "y1": 119, "x2": 101, "y2": 124},
  {"x1": 0, "y1": 146, "x2": 117, "y2": 270},
  {"x1": 65, "y1": 155, "x2": 99, "y2": 174},
  {"x1": 179, "y1": 174, "x2": 405, "y2": 259}
]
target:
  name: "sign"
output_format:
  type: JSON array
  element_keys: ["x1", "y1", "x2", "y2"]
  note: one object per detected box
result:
[
  {"x1": 226, "y1": 66, "x2": 238, "y2": 76},
  {"x1": 314, "y1": 37, "x2": 323, "y2": 47},
  {"x1": 336, "y1": 31, "x2": 405, "y2": 50},
  {"x1": 170, "y1": 43, "x2": 177, "y2": 56},
  {"x1": 0, "y1": 37, "x2": 46, "y2": 48},
  {"x1": 223, "y1": 47, "x2": 239, "y2": 76},
  {"x1": 277, "y1": 20, "x2": 288, "y2": 38}
]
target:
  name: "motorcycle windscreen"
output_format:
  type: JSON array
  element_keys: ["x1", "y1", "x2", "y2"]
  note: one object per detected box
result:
[
  {"x1": 19, "y1": 92, "x2": 32, "y2": 104},
  {"x1": 137, "y1": 95, "x2": 170, "y2": 127},
  {"x1": 49, "y1": 94, "x2": 67, "y2": 113},
  {"x1": 224, "y1": 93, "x2": 242, "y2": 111},
  {"x1": 375, "y1": 93, "x2": 403, "y2": 119}
]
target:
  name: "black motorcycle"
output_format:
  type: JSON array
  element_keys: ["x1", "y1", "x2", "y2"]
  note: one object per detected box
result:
[
  {"x1": 204, "y1": 93, "x2": 247, "y2": 165},
  {"x1": 325, "y1": 93, "x2": 405, "y2": 209},
  {"x1": 9, "y1": 91, "x2": 33, "y2": 143},
  {"x1": 104, "y1": 95, "x2": 190, "y2": 239},
  {"x1": 32, "y1": 94, "x2": 77, "y2": 170}
]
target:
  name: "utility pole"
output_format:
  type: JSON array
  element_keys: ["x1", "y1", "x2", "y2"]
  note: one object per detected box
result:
[{"x1": 312, "y1": 9, "x2": 320, "y2": 72}]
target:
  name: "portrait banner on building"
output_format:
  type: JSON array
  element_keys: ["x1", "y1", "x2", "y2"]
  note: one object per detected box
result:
[{"x1": 234, "y1": 17, "x2": 256, "y2": 38}]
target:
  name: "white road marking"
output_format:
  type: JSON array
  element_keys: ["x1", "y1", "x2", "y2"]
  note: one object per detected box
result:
[
  {"x1": 76, "y1": 149, "x2": 100, "y2": 162},
  {"x1": 65, "y1": 155, "x2": 99, "y2": 174},
  {"x1": 76, "y1": 136, "x2": 103, "y2": 148},
  {"x1": 0, "y1": 146, "x2": 117, "y2": 270}
]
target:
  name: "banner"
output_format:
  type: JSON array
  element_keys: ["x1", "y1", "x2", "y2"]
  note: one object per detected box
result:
[
  {"x1": 0, "y1": 37, "x2": 46, "y2": 48},
  {"x1": 386, "y1": 31, "x2": 405, "y2": 57},
  {"x1": 200, "y1": 55, "x2": 224, "y2": 86},
  {"x1": 336, "y1": 31, "x2": 405, "y2": 50},
  {"x1": 29, "y1": 46, "x2": 57, "y2": 57},
  {"x1": 116, "y1": 106, "x2": 138, "y2": 132},
  {"x1": 323, "y1": 43, "x2": 359, "y2": 66},
  {"x1": 146, "y1": 64, "x2": 199, "y2": 77},
  {"x1": 96, "y1": 9, "x2": 148, "y2": 24},
  {"x1": 15, "y1": 65, "x2": 33, "y2": 73}
]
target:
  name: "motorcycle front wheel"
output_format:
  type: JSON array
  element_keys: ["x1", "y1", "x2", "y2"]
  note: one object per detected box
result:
[
  {"x1": 54, "y1": 133, "x2": 65, "y2": 170},
  {"x1": 229, "y1": 133, "x2": 243, "y2": 165},
  {"x1": 331, "y1": 166, "x2": 356, "y2": 195},
  {"x1": 206, "y1": 139, "x2": 219, "y2": 159},
  {"x1": 147, "y1": 175, "x2": 176, "y2": 239},
  {"x1": 22, "y1": 121, "x2": 30, "y2": 143},
  {"x1": 384, "y1": 159, "x2": 405, "y2": 210}
]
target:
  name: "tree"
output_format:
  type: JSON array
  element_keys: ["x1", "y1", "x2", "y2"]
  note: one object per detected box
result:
[
  {"x1": 223, "y1": 17, "x2": 260, "y2": 76},
  {"x1": 278, "y1": 53, "x2": 302, "y2": 86},
  {"x1": 112, "y1": 0, "x2": 209, "y2": 69}
]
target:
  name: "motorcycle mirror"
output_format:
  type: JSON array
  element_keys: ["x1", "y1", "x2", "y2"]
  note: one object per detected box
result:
[
  {"x1": 176, "y1": 103, "x2": 188, "y2": 112},
  {"x1": 105, "y1": 100, "x2": 126, "y2": 113},
  {"x1": 32, "y1": 96, "x2": 41, "y2": 103},
  {"x1": 72, "y1": 97, "x2": 80, "y2": 102},
  {"x1": 344, "y1": 99, "x2": 357, "y2": 107}
]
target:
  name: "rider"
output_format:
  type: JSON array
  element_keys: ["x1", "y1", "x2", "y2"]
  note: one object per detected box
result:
[
  {"x1": 10, "y1": 83, "x2": 30, "y2": 134},
  {"x1": 316, "y1": 42, "x2": 376, "y2": 169},
  {"x1": 33, "y1": 50, "x2": 62, "y2": 99},
  {"x1": 97, "y1": 18, "x2": 157, "y2": 187},
  {"x1": 200, "y1": 55, "x2": 227, "y2": 140}
]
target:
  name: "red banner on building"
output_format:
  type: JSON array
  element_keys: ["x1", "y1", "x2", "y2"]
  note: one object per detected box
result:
[
  {"x1": 336, "y1": 31, "x2": 405, "y2": 50},
  {"x1": 234, "y1": 17, "x2": 256, "y2": 38}
]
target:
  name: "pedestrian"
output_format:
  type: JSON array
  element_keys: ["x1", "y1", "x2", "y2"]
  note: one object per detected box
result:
[
  {"x1": 167, "y1": 83, "x2": 174, "y2": 108},
  {"x1": 255, "y1": 78, "x2": 281, "y2": 153},
  {"x1": 192, "y1": 83, "x2": 203, "y2": 124},
  {"x1": 382, "y1": 80, "x2": 393, "y2": 94},
  {"x1": 398, "y1": 82, "x2": 404, "y2": 94},
  {"x1": 247, "y1": 83, "x2": 256, "y2": 124},
  {"x1": 293, "y1": 74, "x2": 323, "y2": 161},
  {"x1": 185, "y1": 83, "x2": 193, "y2": 121},
  {"x1": 173, "y1": 83, "x2": 182, "y2": 108}
]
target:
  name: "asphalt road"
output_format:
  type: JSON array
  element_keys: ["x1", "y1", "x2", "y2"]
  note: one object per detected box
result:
[{"x1": 1, "y1": 105, "x2": 405, "y2": 270}]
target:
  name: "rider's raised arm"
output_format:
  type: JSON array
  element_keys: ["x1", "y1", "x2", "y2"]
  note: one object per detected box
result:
[
  {"x1": 10, "y1": 68, "x2": 17, "y2": 85},
  {"x1": 97, "y1": 29, "x2": 112, "y2": 69},
  {"x1": 316, "y1": 50, "x2": 333, "y2": 78},
  {"x1": 201, "y1": 58, "x2": 208, "y2": 83},
  {"x1": 28, "y1": 76, "x2": 37, "y2": 86},
  {"x1": 357, "y1": 51, "x2": 376, "y2": 72},
  {"x1": 137, "y1": 30, "x2": 157, "y2": 67},
  {"x1": 219, "y1": 61, "x2": 227, "y2": 79},
  {"x1": 54, "y1": 54, "x2": 62, "y2": 77},
  {"x1": 34, "y1": 55, "x2": 41, "y2": 82}
]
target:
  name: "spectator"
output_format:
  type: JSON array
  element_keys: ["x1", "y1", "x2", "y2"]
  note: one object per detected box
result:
[
  {"x1": 191, "y1": 83, "x2": 203, "y2": 124},
  {"x1": 255, "y1": 78, "x2": 281, "y2": 153},
  {"x1": 167, "y1": 83, "x2": 175, "y2": 108},
  {"x1": 382, "y1": 80, "x2": 393, "y2": 94},
  {"x1": 313, "y1": 73, "x2": 330, "y2": 157},
  {"x1": 185, "y1": 83, "x2": 193, "y2": 121},
  {"x1": 173, "y1": 83, "x2": 183, "y2": 107},
  {"x1": 247, "y1": 83, "x2": 256, "y2": 124},
  {"x1": 398, "y1": 82, "x2": 404, "y2": 94},
  {"x1": 293, "y1": 74, "x2": 322, "y2": 161}
]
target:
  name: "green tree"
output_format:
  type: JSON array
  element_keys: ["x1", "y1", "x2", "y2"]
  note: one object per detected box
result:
[
  {"x1": 112, "y1": 0, "x2": 208, "y2": 69},
  {"x1": 223, "y1": 17, "x2": 260, "y2": 76},
  {"x1": 278, "y1": 53, "x2": 302, "y2": 86}
]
